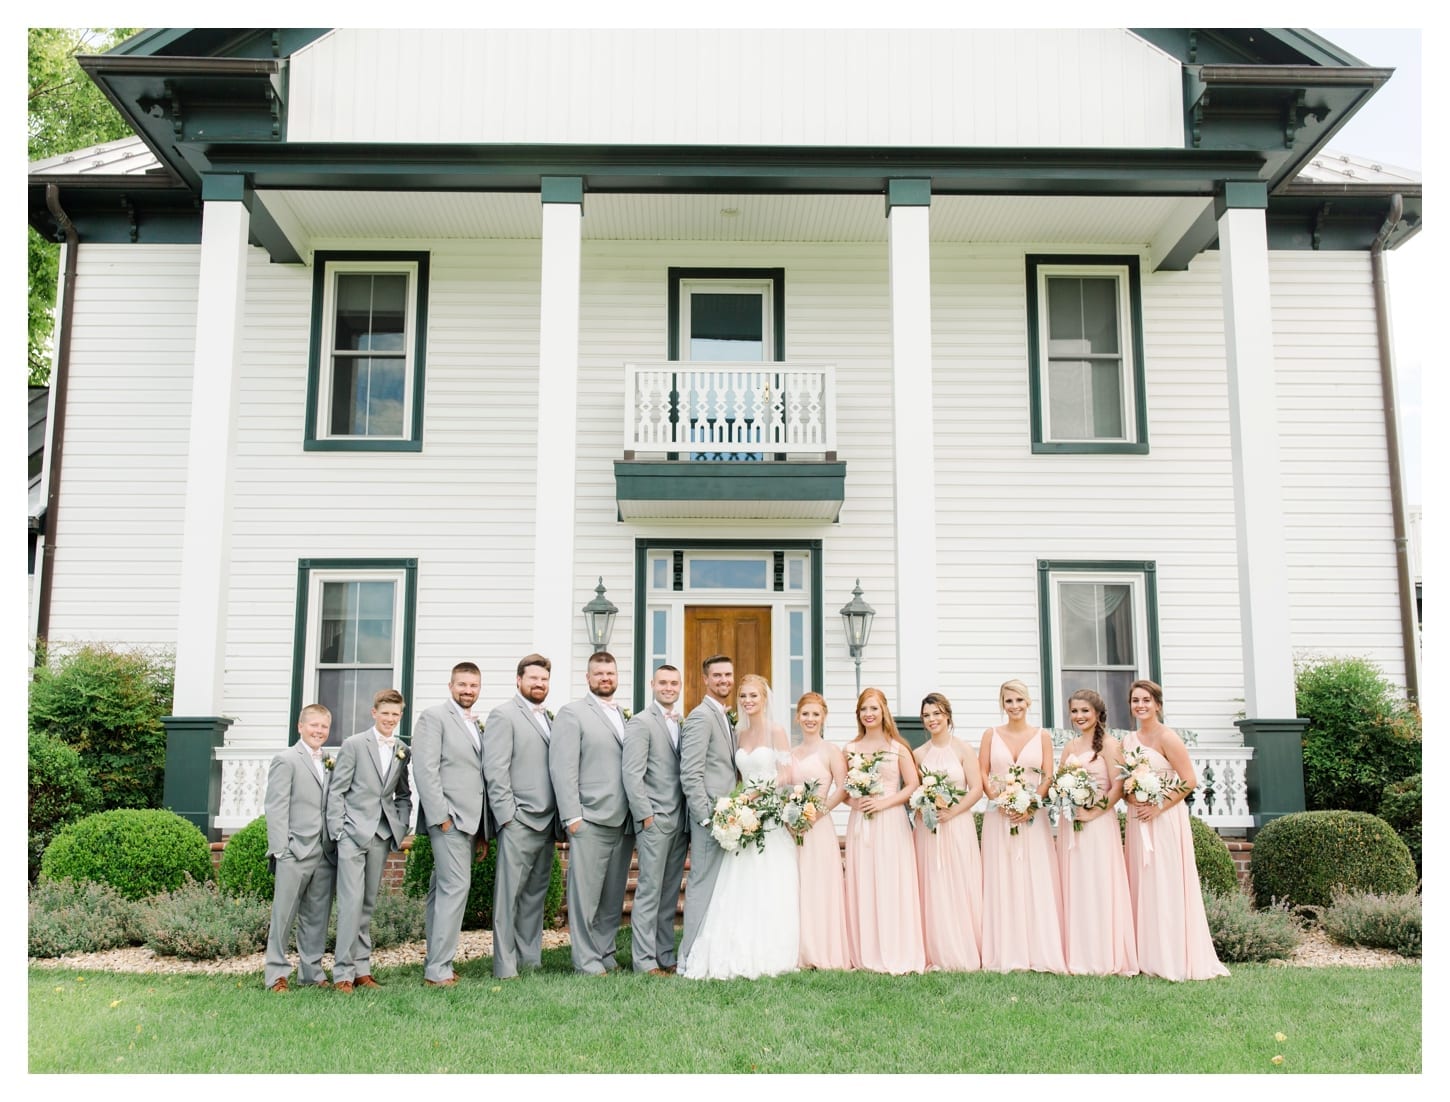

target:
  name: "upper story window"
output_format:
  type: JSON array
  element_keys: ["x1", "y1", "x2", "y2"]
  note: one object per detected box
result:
[
  {"x1": 305, "y1": 252, "x2": 429, "y2": 452},
  {"x1": 1026, "y1": 255, "x2": 1148, "y2": 455}
]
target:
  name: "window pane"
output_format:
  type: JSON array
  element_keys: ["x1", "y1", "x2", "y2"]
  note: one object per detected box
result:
[
  {"x1": 1047, "y1": 276, "x2": 1118, "y2": 355},
  {"x1": 330, "y1": 357, "x2": 406, "y2": 436},
  {"x1": 320, "y1": 580, "x2": 395, "y2": 665},
  {"x1": 689, "y1": 292, "x2": 764, "y2": 362},
  {"x1": 1061, "y1": 668, "x2": 1134, "y2": 731},
  {"x1": 688, "y1": 559, "x2": 768, "y2": 589},
  {"x1": 334, "y1": 273, "x2": 407, "y2": 353},
  {"x1": 1101, "y1": 584, "x2": 1135, "y2": 666},
  {"x1": 652, "y1": 609, "x2": 667, "y2": 661},
  {"x1": 788, "y1": 559, "x2": 803, "y2": 590},
  {"x1": 319, "y1": 581, "x2": 357, "y2": 663},
  {"x1": 652, "y1": 558, "x2": 668, "y2": 590},
  {"x1": 1058, "y1": 582, "x2": 1100, "y2": 665},
  {"x1": 790, "y1": 610, "x2": 804, "y2": 653},
  {"x1": 1090, "y1": 361, "x2": 1125, "y2": 438},
  {"x1": 317, "y1": 667, "x2": 394, "y2": 747},
  {"x1": 1048, "y1": 359, "x2": 1092, "y2": 440}
]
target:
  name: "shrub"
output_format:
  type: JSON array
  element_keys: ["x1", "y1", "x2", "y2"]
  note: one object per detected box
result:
[
  {"x1": 1378, "y1": 774, "x2": 1421, "y2": 878},
  {"x1": 369, "y1": 890, "x2": 428, "y2": 948},
  {"x1": 29, "y1": 642, "x2": 174, "y2": 811},
  {"x1": 218, "y1": 817, "x2": 274, "y2": 900},
  {"x1": 1189, "y1": 816, "x2": 1240, "y2": 897},
  {"x1": 1251, "y1": 810, "x2": 1416, "y2": 910},
  {"x1": 41, "y1": 808, "x2": 212, "y2": 900},
  {"x1": 28, "y1": 728, "x2": 101, "y2": 882},
  {"x1": 1202, "y1": 890, "x2": 1302, "y2": 963},
  {"x1": 1321, "y1": 888, "x2": 1421, "y2": 958},
  {"x1": 28, "y1": 877, "x2": 145, "y2": 958},
  {"x1": 139, "y1": 876, "x2": 273, "y2": 960},
  {"x1": 403, "y1": 833, "x2": 564, "y2": 930},
  {"x1": 1295, "y1": 655, "x2": 1420, "y2": 814}
]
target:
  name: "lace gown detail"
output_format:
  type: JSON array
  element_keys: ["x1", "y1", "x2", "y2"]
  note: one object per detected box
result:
[
  {"x1": 1056, "y1": 751, "x2": 1137, "y2": 976},
  {"x1": 790, "y1": 748, "x2": 852, "y2": 970},
  {"x1": 914, "y1": 743, "x2": 983, "y2": 971},
  {"x1": 681, "y1": 746, "x2": 801, "y2": 980},
  {"x1": 843, "y1": 748, "x2": 925, "y2": 974}
]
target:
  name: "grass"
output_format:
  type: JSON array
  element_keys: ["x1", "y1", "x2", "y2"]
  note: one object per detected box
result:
[{"x1": 29, "y1": 933, "x2": 1420, "y2": 1074}]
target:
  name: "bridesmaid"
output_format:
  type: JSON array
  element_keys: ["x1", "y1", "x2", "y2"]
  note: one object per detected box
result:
[
  {"x1": 1056, "y1": 688, "x2": 1138, "y2": 976},
  {"x1": 978, "y1": 679, "x2": 1066, "y2": 973},
  {"x1": 842, "y1": 688, "x2": 925, "y2": 974},
  {"x1": 1122, "y1": 679, "x2": 1228, "y2": 980},
  {"x1": 911, "y1": 692, "x2": 984, "y2": 971},
  {"x1": 788, "y1": 692, "x2": 852, "y2": 970}
]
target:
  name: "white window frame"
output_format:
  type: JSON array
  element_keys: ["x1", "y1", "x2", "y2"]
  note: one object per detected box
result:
[
  {"x1": 1035, "y1": 261, "x2": 1137, "y2": 444},
  {"x1": 679, "y1": 279, "x2": 776, "y2": 364},
  {"x1": 1042, "y1": 565, "x2": 1153, "y2": 730},
  {"x1": 300, "y1": 567, "x2": 407, "y2": 744}
]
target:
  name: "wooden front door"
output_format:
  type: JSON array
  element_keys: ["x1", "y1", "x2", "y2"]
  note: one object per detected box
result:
[{"x1": 683, "y1": 605, "x2": 771, "y2": 714}]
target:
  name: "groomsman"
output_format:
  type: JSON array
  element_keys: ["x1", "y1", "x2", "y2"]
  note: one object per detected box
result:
[
  {"x1": 483, "y1": 654, "x2": 561, "y2": 979},
  {"x1": 621, "y1": 664, "x2": 688, "y2": 975},
  {"x1": 263, "y1": 704, "x2": 338, "y2": 992},
  {"x1": 412, "y1": 662, "x2": 487, "y2": 987},
  {"x1": 678, "y1": 653, "x2": 739, "y2": 966},
  {"x1": 326, "y1": 688, "x2": 414, "y2": 992},
  {"x1": 550, "y1": 651, "x2": 635, "y2": 975}
]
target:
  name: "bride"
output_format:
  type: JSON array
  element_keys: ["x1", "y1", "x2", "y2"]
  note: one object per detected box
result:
[{"x1": 681, "y1": 674, "x2": 800, "y2": 980}]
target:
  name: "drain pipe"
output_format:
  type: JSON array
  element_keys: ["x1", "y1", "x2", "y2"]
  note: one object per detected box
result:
[
  {"x1": 35, "y1": 184, "x2": 78, "y2": 653},
  {"x1": 1370, "y1": 193, "x2": 1420, "y2": 704}
]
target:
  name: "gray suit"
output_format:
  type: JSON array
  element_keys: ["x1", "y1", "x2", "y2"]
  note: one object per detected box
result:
[
  {"x1": 411, "y1": 701, "x2": 486, "y2": 982},
  {"x1": 484, "y1": 694, "x2": 560, "y2": 978},
  {"x1": 326, "y1": 728, "x2": 413, "y2": 983},
  {"x1": 678, "y1": 697, "x2": 739, "y2": 964},
  {"x1": 550, "y1": 695, "x2": 635, "y2": 974},
  {"x1": 263, "y1": 740, "x2": 336, "y2": 986},
  {"x1": 621, "y1": 702, "x2": 688, "y2": 972}
]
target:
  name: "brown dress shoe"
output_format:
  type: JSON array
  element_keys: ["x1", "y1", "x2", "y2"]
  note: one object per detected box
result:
[
  {"x1": 354, "y1": 975, "x2": 382, "y2": 989},
  {"x1": 423, "y1": 977, "x2": 457, "y2": 987},
  {"x1": 664, "y1": 964, "x2": 678, "y2": 973},
  {"x1": 647, "y1": 968, "x2": 671, "y2": 976},
  {"x1": 268, "y1": 978, "x2": 288, "y2": 993},
  {"x1": 310, "y1": 979, "x2": 332, "y2": 989},
  {"x1": 334, "y1": 980, "x2": 354, "y2": 993}
]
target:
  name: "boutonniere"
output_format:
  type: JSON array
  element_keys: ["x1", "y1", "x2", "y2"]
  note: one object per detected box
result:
[
  {"x1": 394, "y1": 745, "x2": 410, "y2": 764},
  {"x1": 475, "y1": 719, "x2": 485, "y2": 735},
  {"x1": 546, "y1": 710, "x2": 555, "y2": 723},
  {"x1": 726, "y1": 709, "x2": 739, "y2": 727},
  {"x1": 622, "y1": 708, "x2": 633, "y2": 721},
  {"x1": 323, "y1": 755, "x2": 336, "y2": 771}
]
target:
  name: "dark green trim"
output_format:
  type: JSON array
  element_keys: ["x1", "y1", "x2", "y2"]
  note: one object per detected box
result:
[
  {"x1": 885, "y1": 178, "x2": 931, "y2": 210},
  {"x1": 1217, "y1": 180, "x2": 1269, "y2": 213},
  {"x1": 630, "y1": 539, "x2": 824, "y2": 708},
  {"x1": 1130, "y1": 28, "x2": 1369, "y2": 68},
  {"x1": 303, "y1": 251, "x2": 430, "y2": 452},
  {"x1": 894, "y1": 715, "x2": 928, "y2": 749},
  {"x1": 108, "y1": 28, "x2": 332, "y2": 59},
  {"x1": 1036, "y1": 559, "x2": 1161, "y2": 728},
  {"x1": 667, "y1": 267, "x2": 786, "y2": 362},
  {"x1": 1236, "y1": 717, "x2": 1309, "y2": 832},
  {"x1": 615, "y1": 461, "x2": 845, "y2": 502},
  {"x1": 288, "y1": 557, "x2": 419, "y2": 745},
  {"x1": 1026, "y1": 254, "x2": 1150, "y2": 455},
  {"x1": 161, "y1": 715, "x2": 233, "y2": 841},
  {"x1": 200, "y1": 173, "x2": 249, "y2": 204},
  {"x1": 540, "y1": 176, "x2": 583, "y2": 204}
]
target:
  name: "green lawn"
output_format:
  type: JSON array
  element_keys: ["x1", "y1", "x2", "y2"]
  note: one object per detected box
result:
[{"x1": 29, "y1": 937, "x2": 1420, "y2": 1074}]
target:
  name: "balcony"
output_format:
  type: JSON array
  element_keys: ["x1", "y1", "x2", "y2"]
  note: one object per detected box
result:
[{"x1": 615, "y1": 362, "x2": 846, "y2": 521}]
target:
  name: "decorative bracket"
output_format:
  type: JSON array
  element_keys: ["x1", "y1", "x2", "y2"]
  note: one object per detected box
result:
[
  {"x1": 1311, "y1": 201, "x2": 1333, "y2": 251},
  {"x1": 118, "y1": 195, "x2": 138, "y2": 243},
  {"x1": 1284, "y1": 89, "x2": 1329, "y2": 149},
  {"x1": 1191, "y1": 91, "x2": 1210, "y2": 149}
]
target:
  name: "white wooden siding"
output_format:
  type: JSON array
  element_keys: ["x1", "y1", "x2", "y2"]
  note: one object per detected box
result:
[{"x1": 287, "y1": 29, "x2": 1184, "y2": 150}]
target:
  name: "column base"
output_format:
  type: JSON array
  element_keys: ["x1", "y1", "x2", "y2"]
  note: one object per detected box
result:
[
  {"x1": 1236, "y1": 716, "x2": 1309, "y2": 835},
  {"x1": 162, "y1": 715, "x2": 233, "y2": 842}
]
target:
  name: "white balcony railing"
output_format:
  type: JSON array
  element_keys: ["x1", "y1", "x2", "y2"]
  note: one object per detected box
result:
[{"x1": 624, "y1": 362, "x2": 837, "y2": 457}]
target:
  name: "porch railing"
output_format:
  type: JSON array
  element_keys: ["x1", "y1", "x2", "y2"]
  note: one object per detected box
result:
[{"x1": 624, "y1": 362, "x2": 837, "y2": 457}]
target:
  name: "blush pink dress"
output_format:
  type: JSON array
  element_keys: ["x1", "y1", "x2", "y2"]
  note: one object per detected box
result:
[
  {"x1": 913, "y1": 742, "x2": 983, "y2": 971},
  {"x1": 843, "y1": 746, "x2": 925, "y2": 974},
  {"x1": 1056, "y1": 750, "x2": 1138, "y2": 976},
  {"x1": 790, "y1": 746, "x2": 852, "y2": 970},
  {"x1": 1122, "y1": 732, "x2": 1229, "y2": 981},
  {"x1": 980, "y1": 728, "x2": 1066, "y2": 973}
]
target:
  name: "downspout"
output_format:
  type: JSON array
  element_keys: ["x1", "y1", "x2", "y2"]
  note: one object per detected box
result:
[
  {"x1": 35, "y1": 184, "x2": 78, "y2": 653},
  {"x1": 1369, "y1": 193, "x2": 1420, "y2": 704}
]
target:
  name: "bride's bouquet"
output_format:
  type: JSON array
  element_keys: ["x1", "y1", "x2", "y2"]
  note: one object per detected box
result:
[
  {"x1": 1118, "y1": 747, "x2": 1191, "y2": 808},
  {"x1": 710, "y1": 779, "x2": 784, "y2": 855},
  {"x1": 780, "y1": 778, "x2": 827, "y2": 846},
  {"x1": 987, "y1": 764, "x2": 1042, "y2": 836},
  {"x1": 844, "y1": 749, "x2": 891, "y2": 819},
  {"x1": 908, "y1": 767, "x2": 967, "y2": 833},
  {"x1": 1044, "y1": 760, "x2": 1108, "y2": 832}
]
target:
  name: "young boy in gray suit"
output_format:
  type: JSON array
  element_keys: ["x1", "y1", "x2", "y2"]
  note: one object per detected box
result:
[{"x1": 327, "y1": 688, "x2": 414, "y2": 992}]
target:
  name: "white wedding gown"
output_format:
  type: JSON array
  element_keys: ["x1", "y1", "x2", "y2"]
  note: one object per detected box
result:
[{"x1": 681, "y1": 746, "x2": 801, "y2": 980}]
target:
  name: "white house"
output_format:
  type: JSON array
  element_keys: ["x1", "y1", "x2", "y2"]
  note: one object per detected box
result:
[{"x1": 27, "y1": 27, "x2": 1422, "y2": 836}]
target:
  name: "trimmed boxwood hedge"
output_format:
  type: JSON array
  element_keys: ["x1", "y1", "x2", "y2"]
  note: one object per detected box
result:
[
  {"x1": 1378, "y1": 773, "x2": 1421, "y2": 877},
  {"x1": 403, "y1": 831, "x2": 563, "y2": 930},
  {"x1": 217, "y1": 816, "x2": 275, "y2": 899},
  {"x1": 41, "y1": 808, "x2": 212, "y2": 900},
  {"x1": 1250, "y1": 810, "x2": 1416, "y2": 910},
  {"x1": 1189, "y1": 815, "x2": 1240, "y2": 896}
]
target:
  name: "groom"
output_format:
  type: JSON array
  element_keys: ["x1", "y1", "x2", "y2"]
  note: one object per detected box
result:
[{"x1": 678, "y1": 653, "x2": 738, "y2": 966}]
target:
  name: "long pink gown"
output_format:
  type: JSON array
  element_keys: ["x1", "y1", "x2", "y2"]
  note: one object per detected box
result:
[
  {"x1": 843, "y1": 747, "x2": 925, "y2": 974},
  {"x1": 1056, "y1": 750, "x2": 1138, "y2": 976},
  {"x1": 980, "y1": 727, "x2": 1066, "y2": 973},
  {"x1": 790, "y1": 747, "x2": 852, "y2": 970},
  {"x1": 913, "y1": 743, "x2": 983, "y2": 971},
  {"x1": 1122, "y1": 732, "x2": 1229, "y2": 981}
]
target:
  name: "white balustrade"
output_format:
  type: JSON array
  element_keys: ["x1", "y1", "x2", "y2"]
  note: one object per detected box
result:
[{"x1": 625, "y1": 362, "x2": 836, "y2": 456}]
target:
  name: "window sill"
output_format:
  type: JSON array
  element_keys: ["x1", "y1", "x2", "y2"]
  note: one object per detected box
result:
[
  {"x1": 1031, "y1": 441, "x2": 1149, "y2": 456},
  {"x1": 303, "y1": 438, "x2": 423, "y2": 453}
]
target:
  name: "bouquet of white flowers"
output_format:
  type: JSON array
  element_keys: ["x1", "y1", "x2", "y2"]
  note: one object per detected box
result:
[
  {"x1": 988, "y1": 764, "x2": 1041, "y2": 836},
  {"x1": 1045, "y1": 760, "x2": 1108, "y2": 832},
  {"x1": 1118, "y1": 747, "x2": 1191, "y2": 808},
  {"x1": 710, "y1": 780, "x2": 784, "y2": 855},
  {"x1": 845, "y1": 749, "x2": 891, "y2": 820},
  {"x1": 780, "y1": 778, "x2": 827, "y2": 846},
  {"x1": 908, "y1": 767, "x2": 967, "y2": 833}
]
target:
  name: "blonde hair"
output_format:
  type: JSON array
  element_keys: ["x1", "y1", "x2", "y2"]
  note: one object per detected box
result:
[
  {"x1": 298, "y1": 703, "x2": 332, "y2": 722},
  {"x1": 998, "y1": 678, "x2": 1033, "y2": 712}
]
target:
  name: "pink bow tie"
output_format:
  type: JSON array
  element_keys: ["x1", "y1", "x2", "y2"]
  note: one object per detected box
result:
[
  {"x1": 664, "y1": 712, "x2": 680, "y2": 723},
  {"x1": 531, "y1": 705, "x2": 547, "y2": 715},
  {"x1": 310, "y1": 749, "x2": 323, "y2": 761}
]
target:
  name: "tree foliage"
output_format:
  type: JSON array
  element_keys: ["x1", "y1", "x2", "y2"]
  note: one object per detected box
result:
[{"x1": 27, "y1": 27, "x2": 138, "y2": 384}]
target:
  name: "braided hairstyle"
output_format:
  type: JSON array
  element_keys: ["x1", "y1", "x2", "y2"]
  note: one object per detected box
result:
[{"x1": 1067, "y1": 688, "x2": 1108, "y2": 760}]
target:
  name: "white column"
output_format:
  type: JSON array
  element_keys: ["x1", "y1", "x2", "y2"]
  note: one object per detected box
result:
[
  {"x1": 533, "y1": 180, "x2": 583, "y2": 695},
  {"x1": 887, "y1": 184, "x2": 939, "y2": 709},
  {"x1": 173, "y1": 181, "x2": 250, "y2": 715},
  {"x1": 1219, "y1": 198, "x2": 1295, "y2": 717}
]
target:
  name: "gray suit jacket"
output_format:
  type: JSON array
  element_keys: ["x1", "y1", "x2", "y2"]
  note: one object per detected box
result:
[
  {"x1": 621, "y1": 703, "x2": 684, "y2": 828},
  {"x1": 549, "y1": 695, "x2": 631, "y2": 830},
  {"x1": 265, "y1": 740, "x2": 332, "y2": 860},
  {"x1": 326, "y1": 728, "x2": 414, "y2": 850},
  {"x1": 483, "y1": 695, "x2": 560, "y2": 835},
  {"x1": 411, "y1": 701, "x2": 486, "y2": 837},
  {"x1": 679, "y1": 698, "x2": 739, "y2": 827}
]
